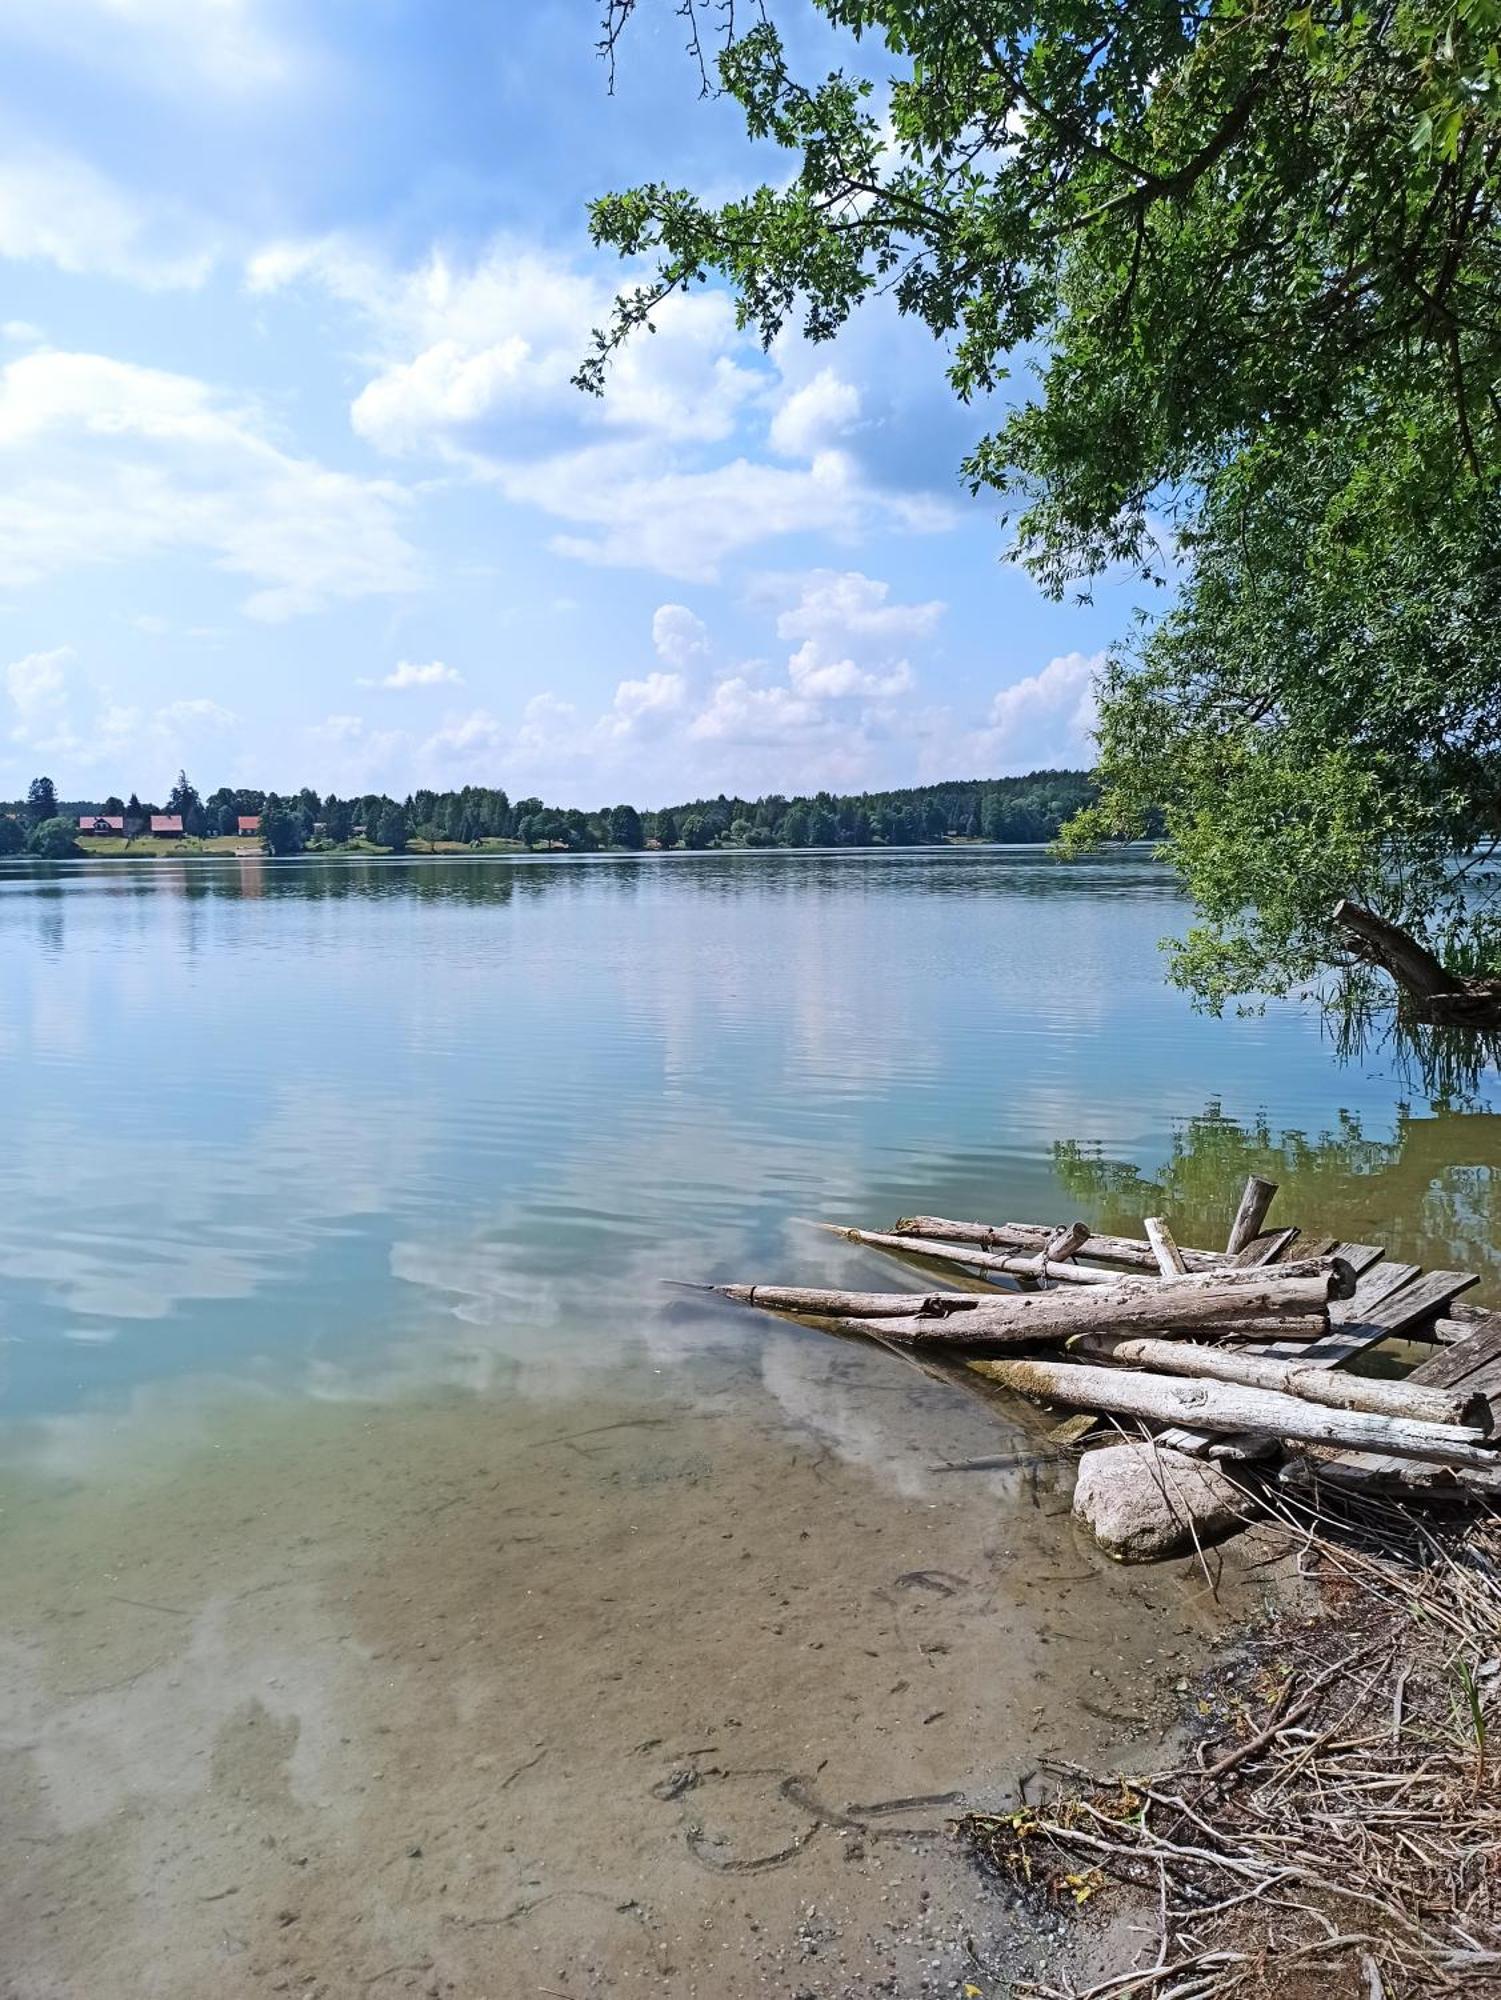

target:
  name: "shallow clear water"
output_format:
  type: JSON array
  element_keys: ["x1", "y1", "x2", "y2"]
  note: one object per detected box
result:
[{"x1": 1, "y1": 848, "x2": 1496, "y2": 1998}]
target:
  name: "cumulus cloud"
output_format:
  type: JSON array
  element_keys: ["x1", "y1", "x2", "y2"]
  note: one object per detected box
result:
[
  {"x1": 4, "y1": 645, "x2": 237, "y2": 774},
  {"x1": 776, "y1": 568, "x2": 942, "y2": 699},
  {"x1": 363, "y1": 659, "x2": 462, "y2": 690},
  {"x1": 249, "y1": 236, "x2": 956, "y2": 580},
  {"x1": 651, "y1": 604, "x2": 709, "y2": 669},
  {"x1": 610, "y1": 671, "x2": 687, "y2": 724},
  {"x1": 768, "y1": 368, "x2": 860, "y2": 458},
  {"x1": 974, "y1": 650, "x2": 1102, "y2": 770},
  {"x1": 0, "y1": 349, "x2": 421, "y2": 620}
]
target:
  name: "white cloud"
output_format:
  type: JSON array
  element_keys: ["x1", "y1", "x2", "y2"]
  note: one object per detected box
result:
[
  {"x1": 0, "y1": 350, "x2": 421, "y2": 620},
  {"x1": 769, "y1": 368, "x2": 860, "y2": 458},
  {"x1": 687, "y1": 676, "x2": 826, "y2": 746},
  {"x1": 652, "y1": 604, "x2": 709, "y2": 669},
  {"x1": 524, "y1": 443, "x2": 946, "y2": 582},
  {"x1": 6, "y1": 645, "x2": 74, "y2": 728},
  {"x1": 776, "y1": 568, "x2": 942, "y2": 699},
  {"x1": 602, "y1": 671, "x2": 687, "y2": 739},
  {"x1": 420, "y1": 708, "x2": 505, "y2": 763},
  {"x1": 254, "y1": 240, "x2": 760, "y2": 458},
  {"x1": 4, "y1": 645, "x2": 238, "y2": 775},
  {"x1": 363, "y1": 659, "x2": 462, "y2": 691},
  {"x1": 0, "y1": 151, "x2": 212, "y2": 288},
  {"x1": 973, "y1": 650, "x2": 1102, "y2": 770},
  {"x1": 250, "y1": 236, "x2": 957, "y2": 580}
]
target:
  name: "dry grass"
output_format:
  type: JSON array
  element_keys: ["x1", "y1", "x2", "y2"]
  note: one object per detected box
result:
[{"x1": 959, "y1": 1488, "x2": 1501, "y2": 1998}]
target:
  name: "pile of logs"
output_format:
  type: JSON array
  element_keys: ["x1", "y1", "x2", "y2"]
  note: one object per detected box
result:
[{"x1": 689, "y1": 1175, "x2": 1501, "y2": 1538}]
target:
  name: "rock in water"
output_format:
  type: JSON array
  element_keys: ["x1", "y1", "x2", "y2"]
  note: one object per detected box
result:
[{"x1": 1072, "y1": 1443, "x2": 1247, "y2": 1563}]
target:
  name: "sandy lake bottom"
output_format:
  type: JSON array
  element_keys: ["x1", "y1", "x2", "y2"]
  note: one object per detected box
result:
[{"x1": 1, "y1": 1344, "x2": 1282, "y2": 2000}]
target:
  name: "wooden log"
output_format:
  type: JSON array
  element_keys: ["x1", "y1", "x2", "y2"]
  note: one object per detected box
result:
[
  {"x1": 1070, "y1": 1333, "x2": 1492, "y2": 1431},
  {"x1": 894, "y1": 1215, "x2": 1225, "y2": 1272},
  {"x1": 826, "y1": 1225, "x2": 1113, "y2": 1286},
  {"x1": 834, "y1": 1225, "x2": 1354, "y2": 1300},
  {"x1": 813, "y1": 1271, "x2": 1337, "y2": 1348},
  {"x1": 1026, "y1": 1220, "x2": 1089, "y2": 1278},
  {"x1": 707, "y1": 1282, "x2": 985, "y2": 1318},
  {"x1": 966, "y1": 1356, "x2": 1499, "y2": 1469},
  {"x1": 1144, "y1": 1216, "x2": 1187, "y2": 1277},
  {"x1": 1159, "y1": 1253, "x2": 1355, "y2": 1298},
  {"x1": 1226, "y1": 1175, "x2": 1278, "y2": 1257}
]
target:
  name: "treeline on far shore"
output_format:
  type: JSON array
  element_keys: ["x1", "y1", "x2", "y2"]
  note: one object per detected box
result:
[{"x1": 3, "y1": 769, "x2": 1099, "y2": 858}]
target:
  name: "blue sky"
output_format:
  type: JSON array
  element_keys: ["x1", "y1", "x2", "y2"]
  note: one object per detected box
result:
[{"x1": 0, "y1": 0, "x2": 1143, "y2": 807}]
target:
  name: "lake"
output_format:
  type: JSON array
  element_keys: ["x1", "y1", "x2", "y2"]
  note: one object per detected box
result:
[{"x1": 2, "y1": 848, "x2": 1497, "y2": 1997}]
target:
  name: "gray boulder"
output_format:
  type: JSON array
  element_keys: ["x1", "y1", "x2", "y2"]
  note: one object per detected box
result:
[{"x1": 1073, "y1": 1442, "x2": 1248, "y2": 1563}]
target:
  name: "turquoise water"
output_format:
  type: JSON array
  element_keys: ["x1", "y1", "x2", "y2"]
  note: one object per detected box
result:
[{"x1": 3, "y1": 846, "x2": 1497, "y2": 1425}]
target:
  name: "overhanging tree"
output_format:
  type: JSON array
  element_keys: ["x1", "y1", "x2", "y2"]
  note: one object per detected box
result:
[{"x1": 586, "y1": 0, "x2": 1501, "y2": 1020}]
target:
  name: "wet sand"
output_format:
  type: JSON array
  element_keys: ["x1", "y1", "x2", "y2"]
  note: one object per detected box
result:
[{"x1": 0, "y1": 1341, "x2": 1280, "y2": 1999}]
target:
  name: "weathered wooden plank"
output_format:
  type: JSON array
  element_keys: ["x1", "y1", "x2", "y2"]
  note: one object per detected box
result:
[
  {"x1": 1263, "y1": 1266, "x2": 1474, "y2": 1366},
  {"x1": 1277, "y1": 1235, "x2": 1334, "y2": 1264},
  {"x1": 1233, "y1": 1226, "x2": 1300, "y2": 1268},
  {"x1": 1399, "y1": 1308, "x2": 1501, "y2": 1390},
  {"x1": 1293, "y1": 1296, "x2": 1495, "y2": 1493},
  {"x1": 1323, "y1": 1242, "x2": 1387, "y2": 1277}
]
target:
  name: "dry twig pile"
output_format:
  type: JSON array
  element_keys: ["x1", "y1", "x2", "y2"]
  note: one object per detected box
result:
[{"x1": 961, "y1": 1492, "x2": 1501, "y2": 1999}]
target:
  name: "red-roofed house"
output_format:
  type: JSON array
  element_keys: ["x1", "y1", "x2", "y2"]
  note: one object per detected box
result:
[
  {"x1": 79, "y1": 815, "x2": 126, "y2": 835},
  {"x1": 150, "y1": 814, "x2": 184, "y2": 837},
  {"x1": 238, "y1": 815, "x2": 261, "y2": 835}
]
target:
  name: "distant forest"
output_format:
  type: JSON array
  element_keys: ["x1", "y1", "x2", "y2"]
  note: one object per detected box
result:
[{"x1": 4, "y1": 768, "x2": 1097, "y2": 857}]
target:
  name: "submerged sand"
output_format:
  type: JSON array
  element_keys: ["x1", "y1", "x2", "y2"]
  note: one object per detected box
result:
[{"x1": 1, "y1": 1342, "x2": 1278, "y2": 1998}]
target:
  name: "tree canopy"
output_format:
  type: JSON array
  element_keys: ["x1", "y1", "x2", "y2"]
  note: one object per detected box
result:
[{"x1": 588, "y1": 0, "x2": 1501, "y2": 1018}]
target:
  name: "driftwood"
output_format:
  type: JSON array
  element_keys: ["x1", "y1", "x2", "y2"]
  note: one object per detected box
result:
[
  {"x1": 826, "y1": 1224, "x2": 1113, "y2": 1286},
  {"x1": 1225, "y1": 1174, "x2": 1278, "y2": 1257},
  {"x1": 894, "y1": 1215, "x2": 1223, "y2": 1273},
  {"x1": 1072, "y1": 1333, "x2": 1492, "y2": 1431},
  {"x1": 967, "y1": 1356, "x2": 1500, "y2": 1469},
  {"x1": 704, "y1": 1282, "x2": 983, "y2": 1319},
  {"x1": 1144, "y1": 1215, "x2": 1187, "y2": 1277},
  {"x1": 810, "y1": 1271, "x2": 1338, "y2": 1348},
  {"x1": 831, "y1": 1223, "x2": 1354, "y2": 1300}
]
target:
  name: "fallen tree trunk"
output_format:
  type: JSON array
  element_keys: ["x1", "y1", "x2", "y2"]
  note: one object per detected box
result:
[
  {"x1": 1226, "y1": 1175, "x2": 1278, "y2": 1257},
  {"x1": 833, "y1": 1224, "x2": 1354, "y2": 1301},
  {"x1": 811, "y1": 1271, "x2": 1337, "y2": 1347},
  {"x1": 894, "y1": 1215, "x2": 1223, "y2": 1273},
  {"x1": 826, "y1": 1225, "x2": 1113, "y2": 1286},
  {"x1": 1072, "y1": 1333, "x2": 1492, "y2": 1431},
  {"x1": 1144, "y1": 1215, "x2": 1188, "y2": 1276},
  {"x1": 967, "y1": 1356, "x2": 1499, "y2": 1469},
  {"x1": 707, "y1": 1282, "x2": 983, "y2": 1318}
]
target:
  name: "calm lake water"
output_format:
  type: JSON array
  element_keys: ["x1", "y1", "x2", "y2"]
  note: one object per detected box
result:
[{"x1": 2, "y1": 848, "x2": 1498, "y2": 1998}]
